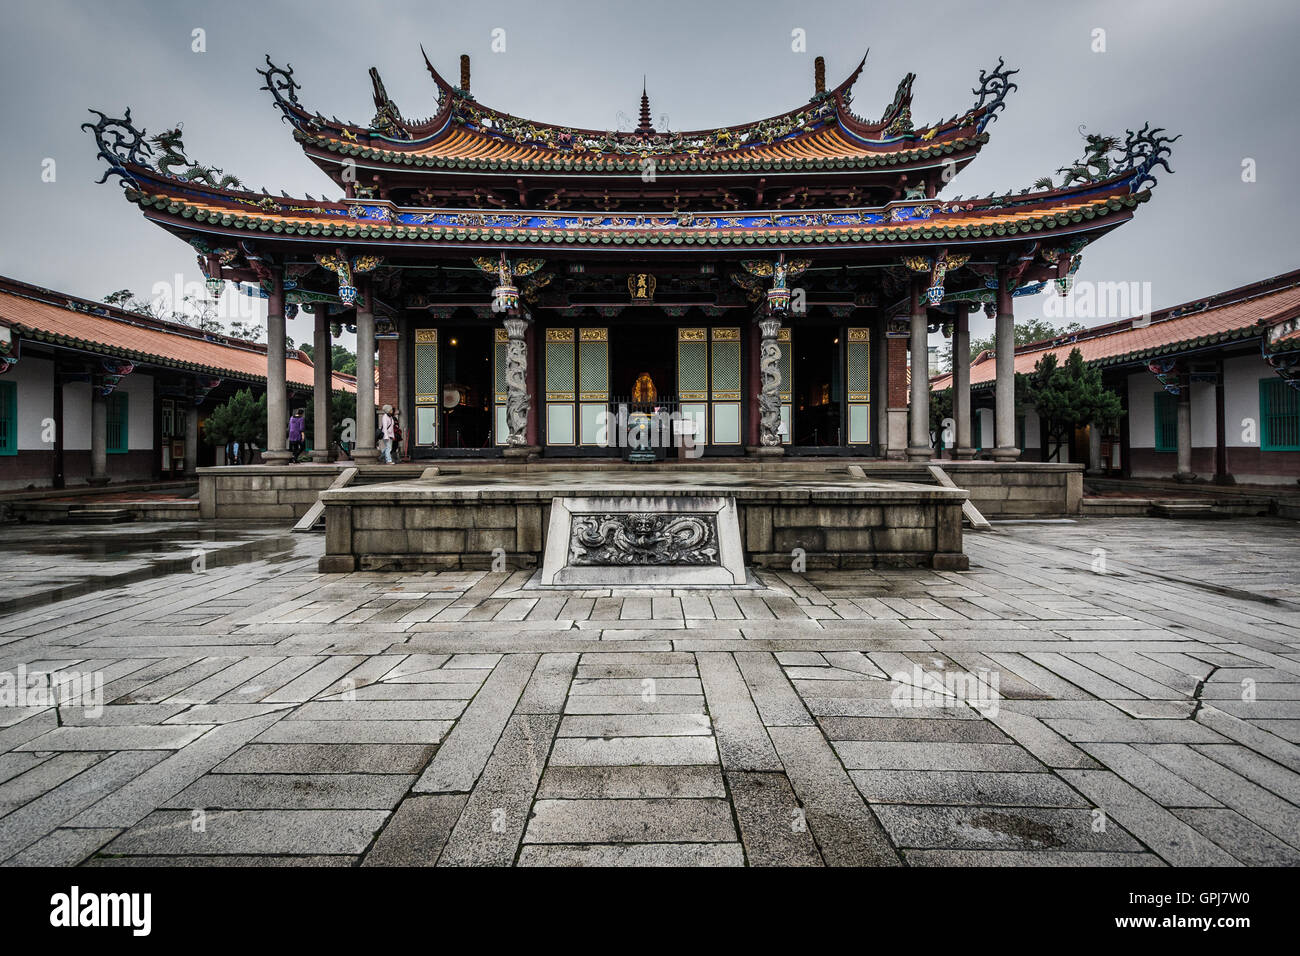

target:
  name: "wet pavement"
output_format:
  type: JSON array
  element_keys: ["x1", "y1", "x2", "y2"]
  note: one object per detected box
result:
[{"x1": 0, "y1": 522, "x2": 302, "y2": 613}]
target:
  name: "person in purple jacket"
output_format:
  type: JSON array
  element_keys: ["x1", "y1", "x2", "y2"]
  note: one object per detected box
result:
[{"x1": 288, "y1": 408, "x2": 306, "y2": 463}]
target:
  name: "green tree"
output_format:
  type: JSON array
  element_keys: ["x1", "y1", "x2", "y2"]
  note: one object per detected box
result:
[
  {"x1": 940, "y1": 317, "x2": 1086, "y2": 372},
  {"x1": 1023, "y1": 347, "x2": 1124, "y2": 462},
  {"x1": 202, "y1": 388, "x2": 267, "y2": 460},
  {"x1": 302, "y1": 390, "x2": 358, "y2": 458},
  {"x1": 297, "y1": 343, "x2": 356, "y2": 376}
]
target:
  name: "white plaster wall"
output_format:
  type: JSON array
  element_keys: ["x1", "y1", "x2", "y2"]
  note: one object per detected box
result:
[
  {"x1": 1224, "y1": 354, "x2": 1266, "y2": 448},
  {"x1": 121, "y1": 373, "x2": 154, "y2": 450},
  {"x1": 1126, "y1": 373, "x2": 1156, "y2": 448},
  {"x1": 1190, "y1": 381, "x2": 1216, "y2": 447},
  {"x1": 63, "y1": 381, "x2": 91, "y2": 451},
  {"x1": 11, "y1": 357, "x2": 53, "y2": 450}
]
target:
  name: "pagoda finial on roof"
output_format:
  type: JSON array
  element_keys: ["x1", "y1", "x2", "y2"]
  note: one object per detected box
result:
[{"x1": 637, "y1": 79, "x2": 654, "y2": 135}]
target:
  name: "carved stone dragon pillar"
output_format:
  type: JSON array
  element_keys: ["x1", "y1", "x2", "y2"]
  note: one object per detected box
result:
[
  {"x1": 502, "y1": 314, "x2": 532, "y2": 449},
  {"x1": 756, "y1": 314, "x2": 784, "y2": 452}
]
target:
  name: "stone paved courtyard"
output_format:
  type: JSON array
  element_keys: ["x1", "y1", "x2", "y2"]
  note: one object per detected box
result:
[{"x1": 0, "y1": 516, "x2": 1297, "y2": 867}]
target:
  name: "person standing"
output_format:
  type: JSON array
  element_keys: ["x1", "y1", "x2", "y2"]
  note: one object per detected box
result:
[
  {"x1": 288, "y1": 408, "x2": 306, "y2": 463},
  {"x1": 391, "y1": 410, "x2": 405, "y2": 463},
  {"x1": 378, "y1": 404, "x2": 395, "y2": 464}
]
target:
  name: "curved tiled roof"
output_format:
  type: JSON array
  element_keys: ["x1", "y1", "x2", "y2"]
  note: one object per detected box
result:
[
  {"x1": 296, "y1": 124, "x2": 987, "y2": 174},
  {"x1": 124, "y1": 178, "x2": 1142, "y2": 251},
  {"x1": 271, "y1": 51, "x2": 997, "y2": 177},
  {"x1": 931, "y1": 279, "x2": 1300, "y2": 391},
  {"x1": 0, "y1": 288, "x2": 356, "y2": 393}
]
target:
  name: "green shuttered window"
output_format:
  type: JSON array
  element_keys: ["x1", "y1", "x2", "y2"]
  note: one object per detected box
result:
[
  {"x1": 107, "y1": 392, "x2": 128, "y2": 454},
  {"x1": 1260, "y1": 378, "x2": 1300, "y2": 451},
  {"x1": 0, "y1": 381, "x2": 15, "y2": 456},
  {"x1": 1153, "y1": 392, "x2": 1177, "y2": 453}
]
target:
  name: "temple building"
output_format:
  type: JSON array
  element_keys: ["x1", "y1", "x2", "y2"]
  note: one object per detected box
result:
[
  {"x1": 0, "y1": 275, "x2": 358, "y2": 490},
  {"x1": 81, "y1": 50, "x2": 1177, "y2": 468},
  {"x1": 931, "y1": 267, "x2": 1300, "y2": 484}
]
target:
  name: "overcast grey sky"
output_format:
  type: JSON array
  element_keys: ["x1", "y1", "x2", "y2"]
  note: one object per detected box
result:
[{"x1": 2, "y1": 0, "x2": 1297, "y2": 348}]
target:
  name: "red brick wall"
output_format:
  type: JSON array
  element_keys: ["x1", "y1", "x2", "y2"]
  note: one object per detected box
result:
[
  {"x1": 377, "y1": 339, "x2": 398, "y2": 410},
  {"x1": 887, "y1": 336, "x2": 908, "y2": 407},
  {"x1": 1128, "y1": 446, "x2": 1300, "y2": 481}
]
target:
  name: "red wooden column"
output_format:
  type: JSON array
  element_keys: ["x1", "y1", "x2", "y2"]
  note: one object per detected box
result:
[
  {"x1": 525, "y1": 320, "x2": 539, "y2": 448},
  {"x1": 746, "y1": 320, "x2": 762, "y2": 447},
  {"x1": 885, "y1": 334, "x2": 909, "y2": 460},
  {"x1": 377, "y1": 338, "x2": 398, "y2": 411}
]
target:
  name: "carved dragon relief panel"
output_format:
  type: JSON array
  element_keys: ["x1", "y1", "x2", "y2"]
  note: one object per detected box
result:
[{"x1": 569, "y1": 512, "x2": 720, "y2": 567}]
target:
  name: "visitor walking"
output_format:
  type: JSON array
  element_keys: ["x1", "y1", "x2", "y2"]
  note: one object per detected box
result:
[
  {"x1": 392, "y1": 410, "x2": 405, "y2": 463},
  {"x1": 378, "y1": 404, "x2": 395, "y2": 464},
  {"x1": 288, "y1": 408, "x2": 306, "y2": 463}
]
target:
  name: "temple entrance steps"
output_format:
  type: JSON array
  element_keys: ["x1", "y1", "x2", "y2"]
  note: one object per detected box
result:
[{"x1": 292, "y1": 467, "x2": 357, "y2": 533}]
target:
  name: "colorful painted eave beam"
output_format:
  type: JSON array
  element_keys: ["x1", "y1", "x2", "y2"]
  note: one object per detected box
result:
[{"x1": 122, "y1": 177, "x2": 1144, "y2": 249}]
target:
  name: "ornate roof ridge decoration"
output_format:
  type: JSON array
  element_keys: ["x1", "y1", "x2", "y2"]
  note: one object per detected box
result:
[
  {"x1": 1031, "y1": 124, "x2": 1181, "y2": 195},
  {"x1": 279, "y1": 48, "x2": 991, "y2": 165},
  {"x1": 85, "y1": 108, "x2": 276, "y2": 201},
  {"x1": 82, "y1": 108, "x2": 153, "y2": 187}
]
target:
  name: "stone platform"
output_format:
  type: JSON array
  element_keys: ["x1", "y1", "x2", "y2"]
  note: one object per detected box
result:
[
  {"x1": 317, "y1": 467, "x2": 968, "y2": 574},
  {"x1": 198, "y1": 459, "x2": 1082, "y2": 522}
]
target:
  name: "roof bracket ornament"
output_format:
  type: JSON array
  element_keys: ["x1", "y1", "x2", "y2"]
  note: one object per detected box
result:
[
  {"x1": 82, "y1": 108, "x2": 153, "y2": 186},
  {"x1": 1120, "y1": 123, "x2": 1181, "y2": 193},
  {"x1": 971, "y1": 57, "x2": 1019, "y2": 133},
  {"x1": 257, "y1": 55, "x2": 303, "y2": 123}
]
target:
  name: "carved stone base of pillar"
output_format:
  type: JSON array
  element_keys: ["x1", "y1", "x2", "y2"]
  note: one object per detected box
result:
[
  {"x1": 263, "y1": 450, "x2": 294, "y2": 463},
  {"x1": 746, "y1": 445, "x2": 785, "y2": 457},
  {"x1": 905, "y1": 445, "x2": 932, "y2": 461},
  {"x1": 953, "y1": 446, "x2": 977, "y2": 460},
  {"x1": 1173, "y1": 471, "x2": 1197, "y2": 483},
  {"x1": 87, "y1": 475, "x2": 111, "y2": 487},
  {"x1": 310, "y1": 450, "x2": 333, "y2": 464},
  {"x1": 1214, "y1": 473, "x2": 1237, "y2": 486},
  {"x1": 352, "y1": 448, "x2": 380, "y2": 463},
  {"x1": 990, "y1": 446, "x2": 1021, "y2": 462},
  {"x1": 503, "y1": 445, "x2": 541, "y2": 459}
]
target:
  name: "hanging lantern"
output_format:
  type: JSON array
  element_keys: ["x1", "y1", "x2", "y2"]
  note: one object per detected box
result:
[
  {"x1": 205, "y1": 276, "x2": 224, "y2": 299},
  {"x1": 492, "y1": 283, "x2": 520, "y2": 313},
  {"x1": 338, "y1": 283, "x2": 358, "y2": 307},
  {"x1": 284, "y1": 302, "x2": 299, "y2": 320},
  {"x1": 927, "y1": 284, "x2": 945, "y2": 307},
  {"x1": 766, "y1": 286, "x2": 791, "y2": 313}
]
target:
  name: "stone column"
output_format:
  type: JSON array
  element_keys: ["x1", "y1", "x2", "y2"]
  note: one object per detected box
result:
[
  {"x1": 310, "y1": 306, "x2": 333, "y2": 463},
  {"x1": 1175, "y1": 383, "x2": 1193, "y2": 480},
  {"x1": 89, "y1": 387, "x2": 109, "y2": 485},
  {"x1": 1214, "y1": 358, "x2": 1233, "y2": 485},
  {"x1": 263, "y1": 267, "x2": 292, "y2": 463},
  {"x1": 953, "y1": 304, "x2": 975, "y2": 460},
  {"x1": 755, "y1": 313, "x2": 784, "y2": 455},
  {"x1": 184, "y1": 401, "x2": 199, "y2": 476},
  {"x1": 906, "y1": 280, "x2": 931, "y2": 460},
  {"x1": 352, "y1": 278, "x2": 379, "y2": 462},
  {"x1": 992, "y1": 271, "x2": 1020, "y2": 461},
  {"x1": 502, "y1": 313, "x2": 539, "y2": 457}
]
